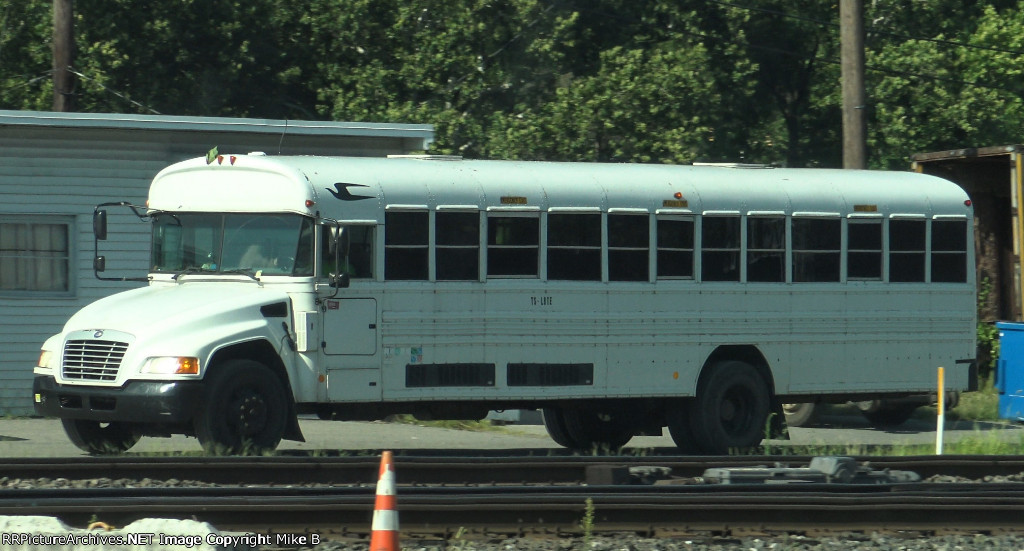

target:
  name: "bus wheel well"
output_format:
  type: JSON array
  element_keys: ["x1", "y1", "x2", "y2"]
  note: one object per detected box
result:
[
  {"x1": 701, "y1": 345, "x2": 775, "y2": 394},
  {"x1": 700, "y1": 345, "x2": 784, "y2": 438},
  {"x1": 206, "y1": 340, "x2": 304, "y2": 442}
]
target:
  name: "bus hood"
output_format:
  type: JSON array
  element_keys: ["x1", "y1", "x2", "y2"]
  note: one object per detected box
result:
[
  {"x1": 57, "y1": 283, "x2": 292, "y2": 382},
  {"x1": 66, "y1": 283, "x2": 289, "y2": 333}
]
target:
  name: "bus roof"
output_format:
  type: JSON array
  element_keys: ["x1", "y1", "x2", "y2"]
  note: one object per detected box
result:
[{"x1": 149, "y1": 154, "x2": 971, "y2": 220}]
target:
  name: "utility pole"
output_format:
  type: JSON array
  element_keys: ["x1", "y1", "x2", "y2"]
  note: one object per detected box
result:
[
  {"x1": 52, "y1": 0, "x2": 74, "y2": 112},
  {"x1": 840, "y1": 0, "x2": 866, "y2": 169}
]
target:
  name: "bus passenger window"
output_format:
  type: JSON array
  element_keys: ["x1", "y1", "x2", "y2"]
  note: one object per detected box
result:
[
  {"x1": 487, "y1": 215, "x2": 539, "y2": 277},
  {"x1": 436, "y1": 211, "x2": 480, "y2": 281},
  {"x1": 931, "y1": 219, "x2": 967, "y2": 283},
  {"x1": 323, "y1": 225, "x2": 375, "y2": 279},
  {"x1": 656, "y1": 217, "x2": 694, "y2": 279},
  {"x1": 701, "y1": 216, "x2": 740, "y2": 281},
  {"x1": 609, "y1": 214, "x2": 649, "y2": 282},
  {"x1": 385, "y1": 211, "x2": 428, "y2": 280},
  {"x1": 747, "y1": 216, "x2": 785, "y2": 282},
  {"x1": 847, "y1": 219, "x2": 881, "y2": 280},
  {"x1": 548, "y1": 213, "x2": 600, "y2": 281},
  {"x1": 889, "y1": 219, "x2": 925, "y2": 282},
  {"x1": 792, "y1": 218, "x2": 840, "y2": 282}
]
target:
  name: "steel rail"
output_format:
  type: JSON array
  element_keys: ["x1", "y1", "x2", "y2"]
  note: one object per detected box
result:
[
  {"x1": 2, "y1": 454, "x2": 1024, "y2": 486},
  {"x1": 5, "y1": 484, "x2": 1024, "y2": 536}
]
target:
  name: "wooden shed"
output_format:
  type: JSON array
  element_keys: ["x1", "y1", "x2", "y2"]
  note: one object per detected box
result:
[
  {"x1": 912, "y1": 146, "x2": 1023, "y2": 326},
  {"x1": 0, "y1": 110, "x2": 433, "y2": 414}
]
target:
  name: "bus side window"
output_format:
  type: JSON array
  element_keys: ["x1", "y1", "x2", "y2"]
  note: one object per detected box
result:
[
  {"x1": 747, "y1": 216, "x2": 785, "y2": 282},
  {"x1": 548, "y1": 213, "x2": 600, "y2": 281},
  {"x1": 847, "y1": 219, "x2": 882, "y2": 280},
  {"x1": 889, "y1": 219, "x2": 925, "y2": 282},
  {"x1": 322, "y1": 225, "x2": 375, "y2": 279},
  {"x1": 385, "y1": 211, "x2": 428, "y2": 280},
  {"x1": 931, "y1": 219, "x2": 967, "y2": 283},
  {"x1": 608, "y1": 214, "x2": 650, "y2": 282},
  {"x1": 656, "y1": 217, "x2": 694, "y2": 279},
  {"x1": 701, "y1": 215, "x2": 740, "y2": 282},
  {"x1": 436, "y1": 211, "x2": 480, "y2": 281},
  {"x1": 792, "y1": 217, "x2": 840, "y2": 282},
  {"x1": 487, "y1": 215, "x2": 539, "y2": 278}
]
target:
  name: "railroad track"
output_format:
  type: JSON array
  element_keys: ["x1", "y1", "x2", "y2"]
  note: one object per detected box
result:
[
  {"x1": 3, "y1": 454, "x2": 1024, "y2": 485},
  {"x1": 3, "y1": 455, "x2": 1024, "y2": 538}
]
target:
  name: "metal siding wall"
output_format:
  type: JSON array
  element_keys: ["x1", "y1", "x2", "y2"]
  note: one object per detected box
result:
[{"x1": 0, "y1": 132, "x2": 162, "y2": 414}]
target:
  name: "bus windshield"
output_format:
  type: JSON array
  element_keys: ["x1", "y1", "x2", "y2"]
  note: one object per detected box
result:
[{"x1": 151, "y1": 213, "x2": 314, "y2": 276}]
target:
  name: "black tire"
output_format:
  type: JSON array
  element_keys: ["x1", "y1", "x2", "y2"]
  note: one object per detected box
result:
[
  {"x1": 61, "y1": 419, "x2": 139, "y2": 455},
  {"x1": 855, "y1": 400, "x2": 917, "y2": 428},
  {"x1": 561, "y1": 409, "x2": 634, "y2": 451},
  {"x1": 782, "y1": 402, "x2": 819, "y2": 428},
  {"x1": 666, "y1": 400, "x2": 703, "y2": 454},
  {"x1": 194, "y1": 359, "x2": 288, "y2": 455},
  {"x1": 688, "y1": 360, "x2": 771, "y2": 454},
  {"x1": 541, "y1": 408, "x2": 576, "y2": 448}
]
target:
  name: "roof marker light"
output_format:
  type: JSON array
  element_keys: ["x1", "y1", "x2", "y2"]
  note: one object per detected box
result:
[
  {"x1": 230, "y1": 156, "x2": 237, "y2": 165},
  {"x1": 305, "y1": 199, "x2": 315, "y2": 208},
  {"x1": 217, "y1": 155, "x2": 224, "y2": 165},
  {"x1": 674, "y1": 192, "x2": 683, "y2": 199},
  {"x1": 965, "y1": 199, "x2": 972, "y2": 207}
]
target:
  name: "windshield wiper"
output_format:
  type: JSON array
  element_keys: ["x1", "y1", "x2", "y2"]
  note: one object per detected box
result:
[
  {"x1": 172, "y1": 267, "x2": 261, "y2": 282},
  {"x1": 220, "y1": 269, "x2": 261, "y2": 282},
  {"x1": 171, "y1": 266, "x2": 213, "y2": 280}
]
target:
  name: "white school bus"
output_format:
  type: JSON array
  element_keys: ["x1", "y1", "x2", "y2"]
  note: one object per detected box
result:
[{"x1": 33, "y1": 153, "x2": 977, "y2": 454}]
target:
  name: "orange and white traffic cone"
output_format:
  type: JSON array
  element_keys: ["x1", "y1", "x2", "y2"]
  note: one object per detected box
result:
[{"x1": 370, "y1": 451, "x2": 399, "y2": 551}]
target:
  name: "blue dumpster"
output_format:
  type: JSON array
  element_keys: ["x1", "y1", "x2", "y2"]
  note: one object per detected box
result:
[{"x1": 996, "y1": 322, "x2": 1024, "y2": 421}]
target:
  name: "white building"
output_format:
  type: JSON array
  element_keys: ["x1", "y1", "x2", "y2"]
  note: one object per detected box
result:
[{"x1": 0, "y1": 110, "x2": 433, "y2": 414}]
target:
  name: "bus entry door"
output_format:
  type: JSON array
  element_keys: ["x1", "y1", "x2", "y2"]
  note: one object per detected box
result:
[{"x1": 323, "y1": 298, "x2": 378, "y2": 355}]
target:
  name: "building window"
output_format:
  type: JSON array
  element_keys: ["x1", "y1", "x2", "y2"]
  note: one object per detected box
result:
[
  {"x1": 487, "y1": 215, "x2": 539, "y2": 277},
  {"x1": 701, "y1": 215, "x2": 740, "y2": 281},
  {"x1": 931, "y1": 219, "x2": 968, "y2": 283},
  {"x1": 656, "y1": 217, "x2": 694, "y2": 279},
  {"x1": 436, "y1": 211, "x2": 480, "y2": 281},
  {"x1": 747, "y1": 216, "x2": 785, "y2": 282},
  {"x1": 608, "y1": 214, "x2": 649, "y2": 282},
  {"x1": 889, "y1": 219, "x2": 925, "y2": 282},
  {"x1": 385, "y1": 211, "x2": 428, "y2": 280},
  {"x1": 847, "y1": 219, "x2": 882, "y2": 280},
  {"x1": 548, "y1": 213, "x2": 601, "y2": 281},
  {"x1": 0, "y1": 217, "x2": 71, "y2": 294},
  {"x1": 792, "y1": 217, "x2": 840, "y2": 282}
]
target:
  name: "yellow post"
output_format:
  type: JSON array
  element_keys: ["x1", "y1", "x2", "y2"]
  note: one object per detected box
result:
[{"x1": 936, "y1": 366, "x2": 945, "y2": 455}]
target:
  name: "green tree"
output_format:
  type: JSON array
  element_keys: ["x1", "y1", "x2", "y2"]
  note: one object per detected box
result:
[{"x1": 0, "y1": 0, "x2": 54, "y2": 111}]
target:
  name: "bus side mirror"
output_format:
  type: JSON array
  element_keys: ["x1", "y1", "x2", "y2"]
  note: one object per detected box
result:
[
  {"x1": 93, "y1": 210, "x2": 108, "y2": 240},
  {"x1": 94, "y1": 256, "x2": 106, "y2": 273},
  {"x1": 330, "y1": 273, "x2": 350, "y2": 289}
]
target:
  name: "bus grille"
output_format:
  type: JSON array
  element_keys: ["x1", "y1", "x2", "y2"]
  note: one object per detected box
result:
[{"x1": 62, "y1": 339, "x2": 128, "y2": 382}]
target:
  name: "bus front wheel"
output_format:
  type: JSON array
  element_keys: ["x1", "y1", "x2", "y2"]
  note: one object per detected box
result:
[
  {"x1": 688, "y1": 360, "x2": 770, "y2": 454},
  {"x1": 194, "y1": 359, "x2": 288, "y2": 454}
]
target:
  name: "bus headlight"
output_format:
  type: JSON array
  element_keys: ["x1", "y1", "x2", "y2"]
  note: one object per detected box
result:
[
  {"x1": 36, "y1": 350, "x2": 55, "y2": 370},
  {"x1": 141, "y1": 356, "x2": 200, "y2": 375}
]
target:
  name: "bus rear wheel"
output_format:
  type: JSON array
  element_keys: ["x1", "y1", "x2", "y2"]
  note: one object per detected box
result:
[
  {"x1": 688, "y1": 361, "x2": 770, "y2": 454},
  {"x1": 855, "y1": 400, "x2": 918, "y2": 428},
  {"x1": 542, "y1": 407, "x2": 633, "y2": 451},
  {"x1": 62, "y1": 419, "x2": 139, "y2": 455},
  {"x1": 194, "y1": 359, "x2": 288, "y2": 455}
]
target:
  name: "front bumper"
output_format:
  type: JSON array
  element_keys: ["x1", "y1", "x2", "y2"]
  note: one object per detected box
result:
[{"x1": 33, "y1": 375, "x2": 204, "y2": 424}]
